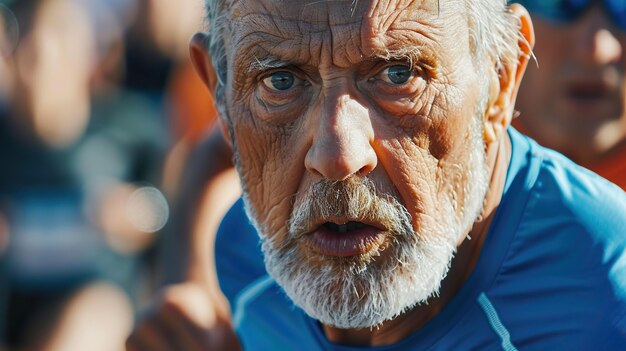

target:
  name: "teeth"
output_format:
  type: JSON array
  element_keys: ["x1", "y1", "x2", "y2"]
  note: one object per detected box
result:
[
  {"x1": 324, "y1": 221, "x2": 367, "y2": 233},
  {"x1": 347, "y1": 222, "x2": 365, "y2": 231}
]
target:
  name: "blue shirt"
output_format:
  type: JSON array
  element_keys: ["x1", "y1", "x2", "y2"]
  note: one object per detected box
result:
[{"x1": 215, "y1": 128, "x2": 626, "y2": 350}]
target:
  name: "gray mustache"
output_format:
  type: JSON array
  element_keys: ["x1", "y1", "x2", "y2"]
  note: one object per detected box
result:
[{"x1": 288, "y1": 177, "x2": 412, "y2": 239}]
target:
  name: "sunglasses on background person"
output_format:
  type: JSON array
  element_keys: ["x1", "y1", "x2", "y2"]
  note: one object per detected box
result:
[{"x1": 514, "y1": 0, "x2": 626, "y2": 30}]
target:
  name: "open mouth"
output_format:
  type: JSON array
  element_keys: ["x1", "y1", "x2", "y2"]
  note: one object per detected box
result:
[
  {"x1": 305, "y1": 220, "x2": 386, "y2": 257},
  {"x1": 323, "y1": 221, "x2": 369, "y2": 233}
]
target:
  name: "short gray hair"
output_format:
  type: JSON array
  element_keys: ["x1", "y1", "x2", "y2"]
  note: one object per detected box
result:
[
  {"x1": 202, "y1": 0, "x2": 231, "y2": 119},
  {"x1": 203, "y1": 0, "x2": 523, "y2": 120},
  {"x1": 466, "y1": 0, "x2": 522, "y2": 70}
]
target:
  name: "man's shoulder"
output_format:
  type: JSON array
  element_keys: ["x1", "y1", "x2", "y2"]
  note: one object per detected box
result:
[
  {"x1": 508, "y1": 129, "x2": 626, "y2": 291},
  {"x1": 534, "y1": 138, "x2": 626, "y2": 233},
  {"x1": 510, "y1": 128, "x2": 626, "y2": 235},
  {"x1": 506, "y1": 128, "x2": 626, "y2": 286},
  {"x1": 495, "y1": 131, "x2": 626, "y2": 345}
]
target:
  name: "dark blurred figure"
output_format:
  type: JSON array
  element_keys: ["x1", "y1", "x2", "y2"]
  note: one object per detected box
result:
[
  {"x1": 124, "y1": 0, "x2": 244, "y2": 348},
  {"x1": 513, "y1": 0, "x2": 626, "y2": 189},
  {"x1": 0, "y1": 0, "x2": 169, "y2": 349}
]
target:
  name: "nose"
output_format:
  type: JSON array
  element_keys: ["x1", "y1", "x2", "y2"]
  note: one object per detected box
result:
[
  {"x1": 574, "y1": 6, "x2": 623, "y2": 65},
  {"x1": 305, "y1": 94, "x2": 377, "y2": 180}
]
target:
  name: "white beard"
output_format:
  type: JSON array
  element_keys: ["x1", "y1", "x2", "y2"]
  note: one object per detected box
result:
[{"x1": 244, "y1": 118, "x2": 490, "y2": 329}]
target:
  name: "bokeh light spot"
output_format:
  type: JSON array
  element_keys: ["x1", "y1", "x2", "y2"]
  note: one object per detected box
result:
[{"x1": 125, "y1": 186, "x2": 169, "y2": 233}]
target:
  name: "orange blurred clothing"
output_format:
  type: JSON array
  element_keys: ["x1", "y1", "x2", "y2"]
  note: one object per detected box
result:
[
  {"x1": 513, "y1": 120, "x2": 626, "y2": 191},
  {"x1": 161, "y1": 62, "x2": 223, "y2": 197},
  {"x1": 168, "y1": 62, "x2": 218, "y2": 142}
]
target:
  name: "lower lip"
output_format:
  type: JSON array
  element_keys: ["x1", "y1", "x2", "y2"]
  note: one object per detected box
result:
[{"x1": 305, "y1": 226, "x2": 386, "y2": 257}]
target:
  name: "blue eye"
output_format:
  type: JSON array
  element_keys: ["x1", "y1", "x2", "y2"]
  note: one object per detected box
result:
[
  {"x1": 263, "y1": 71, "x2": 295, "y2": 91},
  {"x1": 383, "y1": 65, "x2": 413, "y2": 84}
]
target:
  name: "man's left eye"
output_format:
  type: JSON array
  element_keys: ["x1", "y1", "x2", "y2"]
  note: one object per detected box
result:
[{"x1": 381, "y1": 65, "x2": 413, "y2": 85}]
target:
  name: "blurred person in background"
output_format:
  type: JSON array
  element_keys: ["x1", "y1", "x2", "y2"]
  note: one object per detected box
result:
[
  {"x1": 124, "y1": 0, "x2": 242, "y2": 348},
  {"x1": 0, "y1": 0, "x2": 169, "y2": 349},
  {"x1": 512, "y1": 0, "x2": 626, "y2": 189}
]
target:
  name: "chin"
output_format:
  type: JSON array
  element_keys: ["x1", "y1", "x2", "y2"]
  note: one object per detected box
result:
[{"x1": 262, "y1": 207, "x2": 462, "y2": 329}]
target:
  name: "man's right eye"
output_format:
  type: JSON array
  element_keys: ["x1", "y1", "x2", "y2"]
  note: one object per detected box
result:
[{"x1": 262, "y1": 71, "x2": 296, "y2": 91}]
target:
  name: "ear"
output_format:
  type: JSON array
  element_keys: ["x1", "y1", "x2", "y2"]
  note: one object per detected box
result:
[
  {"x1": 189, "y1": 32, "x2": 232, "y2": 148},
  {"x1": 484, "y1": 4, "x2": 535, "y2": 145},
  {"x1": 190, "y1": 32, "x2": 218, "y2": 96}
]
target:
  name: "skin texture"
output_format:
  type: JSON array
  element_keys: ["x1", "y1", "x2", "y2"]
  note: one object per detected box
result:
[
  {"x1": 188, "y1": 0, "x2": 533, "y2": 346},
  {"x1": 228, "y1": 0, "x2": 480, "y2": 252},
  {"x1": 140, "y1": 0, "x2": 534, "y2": 349},
  {"x1": 515, "y1": 4, "x2": 626, "y2": 164}
]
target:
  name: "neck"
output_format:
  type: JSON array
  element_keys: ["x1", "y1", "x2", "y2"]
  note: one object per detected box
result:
[{"x1": 322, "y1": 133, "x2": 512, "y2": 346}]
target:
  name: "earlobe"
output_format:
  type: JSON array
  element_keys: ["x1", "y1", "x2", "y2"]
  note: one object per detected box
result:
[
  {"x1": 190, "y1": 32, "x2": 218, "y2": 94},
  {"x1": 484, "y1": 4, "x2": 535, "y2": 145}
]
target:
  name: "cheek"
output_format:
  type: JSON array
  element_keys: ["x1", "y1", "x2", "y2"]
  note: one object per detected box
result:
[
  {"x1": 427, "y1": 83, "x2": 477, "y2": 160},
  {"x1": 374, "y1": 134, "x2": 439, "y2": 232},
  {"x1": 373, "y1": 82, "x2": 480, "y2": 231},
  {"x1": 230, "y1": 104, "x2": 307, "y2": 237}
]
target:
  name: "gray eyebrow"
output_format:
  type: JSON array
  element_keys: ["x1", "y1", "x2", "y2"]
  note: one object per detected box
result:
[
  {"x1": 369, "y1": 47, "x2": 423, "y2": 65},
  {"x1": 247, "y1": 55, "x2": 291, "y2": 73},
  {"x1": 241, "y1": 45, "x2": 432, "y2": 77}
]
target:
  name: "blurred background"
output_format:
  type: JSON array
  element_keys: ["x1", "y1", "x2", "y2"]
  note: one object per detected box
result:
[
  {"x1": 0, "y1": 0, "x2": 625, "y2": 350},
  {"x1": 0, "y1": 0, "x2": 218, "y2": 350}
]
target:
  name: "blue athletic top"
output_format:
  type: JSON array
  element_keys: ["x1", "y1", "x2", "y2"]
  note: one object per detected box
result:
[{"x1": 215, "y1": 128, "x2": 626, "y2": 350}]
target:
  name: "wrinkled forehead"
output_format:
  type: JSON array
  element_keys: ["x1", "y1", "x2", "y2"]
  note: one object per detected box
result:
[
  {"x1": 230, "y1": 0, "x2": 442, "y2": 25},
  {"x1": 226, "y1": 0, "x2": 463, "y2": 67}
]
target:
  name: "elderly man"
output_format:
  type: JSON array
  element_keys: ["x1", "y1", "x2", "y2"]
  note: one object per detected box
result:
[{"x1": 127, "y1": 0, "x2": 626, "y2": 350}]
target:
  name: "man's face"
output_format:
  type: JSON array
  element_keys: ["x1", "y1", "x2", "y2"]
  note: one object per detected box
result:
[
  {"x1": 224, "y1": 0, "x2": 490, "y2": 328},
  {"x1": 515, "y1": 4, "x2": 626, "y2": 162}
]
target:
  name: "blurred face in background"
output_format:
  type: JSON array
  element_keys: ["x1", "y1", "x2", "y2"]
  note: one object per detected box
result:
[
  {"x1": 0, "y1": 4, "x2": 19, "y2": 103},
  {"x1": 10, "y1": 0, "x2": 96, "y2": 147},
  {"x1": 147, "y1": 0, "x2": 204, "y2": 59},
  {"x1": 515, "y1": 1, "x2": 626, "y2": 163}
]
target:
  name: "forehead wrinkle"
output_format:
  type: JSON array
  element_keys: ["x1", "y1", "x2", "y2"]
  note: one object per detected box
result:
[
  {"x1": 229, "y1": 0, "x2": 369, "y2": 66},
  {"x1": 232, "y1": 14, "x2": 367, "y2": 70},
  {"x1": 229, "y1": 0, "x2": 457, "y2": 74},
  {"x1": 358, "y1": 0, "x2": 459, "y2": 68},
  {"x1": 362, "y1": 0, "x2": 449, "y2": 47},
  {"x1": 231, "y1": 15, "x2": 309, "y2": 75},
  {"x1": 368, "y1": 0, "x2": 441, "y2": 17},
  {"x1": 234, "y1": 36, "x2": 312, "y2": 76}
]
